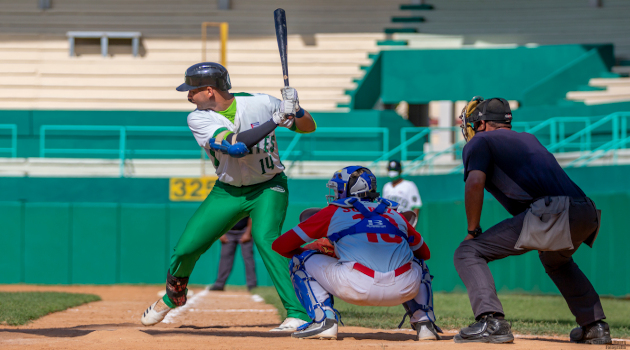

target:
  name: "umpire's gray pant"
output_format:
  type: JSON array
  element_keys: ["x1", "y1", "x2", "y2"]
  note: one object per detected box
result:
[
  {"x1": 453, "y1": 198, "x2": 605, "y2": 326},
  {"x1": 214, "y1": 234, "x2": 257, "y2": 289}
]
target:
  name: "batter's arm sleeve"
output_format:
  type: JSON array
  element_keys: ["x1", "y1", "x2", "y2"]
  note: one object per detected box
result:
[
  {"x1": 225, "y1": 120, "x2": 278, "y2": 149},
  {"x1": 272, "y1": 205, "x2": 337, "y2": 258}
]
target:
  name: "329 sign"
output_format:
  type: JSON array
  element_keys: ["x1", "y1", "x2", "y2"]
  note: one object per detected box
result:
[{"x1": 169, "y1": 176, "x2": 218, "y2": 201}]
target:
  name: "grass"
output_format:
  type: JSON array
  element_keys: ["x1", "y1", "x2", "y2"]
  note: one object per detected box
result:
[
  {"x1": 251, "y1": 287, "x2": 630, "y2": 338},
  {"x1": 0, "y1": 292, "x2": 101, "y2": 326}
]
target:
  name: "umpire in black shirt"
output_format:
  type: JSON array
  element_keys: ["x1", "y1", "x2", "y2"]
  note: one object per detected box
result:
[{"x1": 452, "y1": 97, "x2": 611, "y2": 344}]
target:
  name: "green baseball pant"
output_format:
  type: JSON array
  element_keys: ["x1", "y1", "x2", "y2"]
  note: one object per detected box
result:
[{"x1": 163, "y1": 173, "x2": 309, "y2": 322}]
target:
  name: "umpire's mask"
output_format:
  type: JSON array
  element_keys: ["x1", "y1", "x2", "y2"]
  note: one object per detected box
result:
[{"x1": 459, "y1": 96, "x2": 512, "y2": 142}]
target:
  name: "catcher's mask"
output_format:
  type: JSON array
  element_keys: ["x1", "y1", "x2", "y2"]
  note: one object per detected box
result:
[
  {"x1": 326, "y1": 166, "x2": 379, "y2": 204},
  {"x1": 459, "y1": 96, "x2": 512, "y2": 142}
]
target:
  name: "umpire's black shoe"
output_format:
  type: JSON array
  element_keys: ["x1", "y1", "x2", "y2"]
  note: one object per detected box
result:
[
  {"x1": 453, "y1": 315, "x2": 514, "y2": 344},
  {"x1": 570, "y1": 320, "x2": 612, "y2": 344}
]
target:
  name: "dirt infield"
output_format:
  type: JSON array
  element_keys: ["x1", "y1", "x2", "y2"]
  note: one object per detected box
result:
[{"x1": 0, "y1": 285, "x2": 615, "y2": 349}]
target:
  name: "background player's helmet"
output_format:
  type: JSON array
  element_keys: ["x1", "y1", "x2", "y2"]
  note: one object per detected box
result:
[
  {"x1": 176, "y1": 62, "x2": 232, "y2": 92},
  {"x1": 387, "y1": 160, "x2": 402, "y2": 178},
  {"x1": 459, "y1": 96, "x2": 512, "y2": 142},
  {"x1": 326, "y1": 166, "x2": 379, "y2": 203}
]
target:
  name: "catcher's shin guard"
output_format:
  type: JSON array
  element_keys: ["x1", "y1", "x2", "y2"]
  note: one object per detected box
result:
[
  {"x1": 399, "y1": 259, "x2": 440, "y2": 331},
  {"x1": 166, "y1": 270, "x2": 189, "y2": 307},
  {"x1": 289, "y1": 251, "x2": 338, "y2": 323}
]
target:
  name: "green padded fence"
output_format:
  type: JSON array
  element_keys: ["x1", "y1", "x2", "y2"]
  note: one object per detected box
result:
[{"x1": 1, "y1": 165, "x2": 629, "y2": 296}]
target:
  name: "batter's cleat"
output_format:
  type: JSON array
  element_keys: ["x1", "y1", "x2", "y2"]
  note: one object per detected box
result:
[
  {"x1": 140, "y1": 299, "x2": 172, "y2": 326},
  {"x1": 291, "y1": 319, "x2": 338, "y2": 340},
  {"x1": 269, "y1": 317, "x2": 308, "y2": 332},
  {"x1": 570, "y1": 320, "x2": 612, "y2": 344},
  {"x1": 413, "y1": 321, "x2": 442, "y2": 340},
  {"x1": 453, "y1": 314, "x2": 514, "y2": 344}
]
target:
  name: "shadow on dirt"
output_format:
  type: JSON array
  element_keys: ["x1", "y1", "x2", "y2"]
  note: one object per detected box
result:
[
  {"x1": 0, "y1": 323, "x2": 138, "y2": 338},
  {"x1": 178, "y1": 324, "x2": 280, "y2": 330},
  {"x1": 141, "y1": 328, "x2": 428, "y2": 341}
]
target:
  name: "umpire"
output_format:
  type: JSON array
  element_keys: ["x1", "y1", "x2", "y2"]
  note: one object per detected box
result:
[{"x1": 452, "y1": 97, "x2": 611, "y2": 345}]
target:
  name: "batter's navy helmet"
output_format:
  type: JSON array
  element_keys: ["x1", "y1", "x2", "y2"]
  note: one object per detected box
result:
[{"x1": 176, "y1": 62, "x2": 232, "y2": 92}]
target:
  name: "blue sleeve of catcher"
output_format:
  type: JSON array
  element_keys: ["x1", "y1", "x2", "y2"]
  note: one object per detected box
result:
[{"x1": 208, "y1": 138, "x2": 249, "y2": 158}]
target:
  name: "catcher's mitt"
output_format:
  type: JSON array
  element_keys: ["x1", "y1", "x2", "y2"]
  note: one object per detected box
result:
[{"x1": 303, "y1": 238, "x2": 336, "y2": 257}]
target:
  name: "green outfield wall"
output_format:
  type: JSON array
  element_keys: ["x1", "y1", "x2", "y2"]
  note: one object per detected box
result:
[{"x1": 1, "y1": 165, "x2": 629, "y2": 297}]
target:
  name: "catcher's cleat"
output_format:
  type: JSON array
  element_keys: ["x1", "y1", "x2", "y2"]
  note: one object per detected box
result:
[
  {"x1": 269, "y1": 317, "x2": 308, "y2": 332},
  {"x1": 140, "y1": 299, "x2": 172, "y2": 326},
  {"x1": 413, "y1": 321, "x2": 442, "y2": 341},
  {"x1": 570, "y1": 320, "x2": 612, "y2": 344},
  {"x1": 291, "y1": 318, "x2": 338, "y2": 340},
  {"x1": 453, "y1": 314, "x2": 514, "y2": 344}
]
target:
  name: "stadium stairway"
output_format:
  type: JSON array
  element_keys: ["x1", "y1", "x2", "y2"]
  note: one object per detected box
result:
[
  {"x1": 0, "y1": 34, "x2": 384, "y2": 111},
  {"x1": 567, "y1": 77, "x2": 630, "y2": 105}
]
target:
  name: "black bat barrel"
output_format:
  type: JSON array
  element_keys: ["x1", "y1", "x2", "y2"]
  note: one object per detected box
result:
[{"x1": 274, "y1": 8, "x2": 289, "y2": 87}]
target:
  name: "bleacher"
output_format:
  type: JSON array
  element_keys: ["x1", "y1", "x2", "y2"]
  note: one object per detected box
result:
[
  {"x1": 0, "y1": 35, "x2": 381, "y2": 111},
  {"x1": 1, "y1": 0, "x2": 630, "y2": 178}
]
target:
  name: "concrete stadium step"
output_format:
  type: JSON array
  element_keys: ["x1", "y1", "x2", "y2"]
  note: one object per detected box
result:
[
  {"x1": 0, "y1": 32, "x2": 377, "y2": 111},
  {"x1": 0, "y1": 75, "x2": 358, "y2": 89},
  {"x1": 0, "y1": 100, "x2": 345, "y2": 112},
  {"x1": 3, "y1": 149, "x2": 629, "y2": 178}
]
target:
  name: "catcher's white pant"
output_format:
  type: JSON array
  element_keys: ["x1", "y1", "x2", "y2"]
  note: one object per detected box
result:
[{"x1": 304, "y1": 254, "x2": 431, "y2": 323}]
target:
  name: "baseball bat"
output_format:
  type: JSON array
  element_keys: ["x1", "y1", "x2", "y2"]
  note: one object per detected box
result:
[{"x1": 274, "y1": 8, "x2": 289, "y2": 87}]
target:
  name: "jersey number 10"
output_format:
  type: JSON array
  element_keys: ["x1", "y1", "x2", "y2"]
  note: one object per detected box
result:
[{"x1": 259, "y1": 155, "x2": 275, "y2": 174}]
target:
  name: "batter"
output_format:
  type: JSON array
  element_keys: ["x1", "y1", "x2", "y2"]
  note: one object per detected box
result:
[{"x1": 141, "y1": 62, "x2": 315, "y2": 331}]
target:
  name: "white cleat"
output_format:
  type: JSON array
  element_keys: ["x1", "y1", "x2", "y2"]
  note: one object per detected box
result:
[
  {"x1": 414, "y1": 321, "x2": 442, "y2": 340},
  {"x1": 269, "y1": 317, "x2": 308, "y2": 332},
  {"x1": 291, "y1": 319, "x2": 338, "y2": 340},
  {"x1": 141, "y1": 299, "x2": 172, "y2": 326}
]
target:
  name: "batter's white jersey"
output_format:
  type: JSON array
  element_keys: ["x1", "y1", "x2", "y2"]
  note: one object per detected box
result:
[
  {"x1": 187, "y1": 93, "x2": 285, "y2": 187},
  {"x1": 382, "y1": 180, "x2": 422, "y2": 212}
]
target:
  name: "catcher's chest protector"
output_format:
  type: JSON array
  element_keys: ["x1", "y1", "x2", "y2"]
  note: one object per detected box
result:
[{"x1": 327, "y1": 198, "x2": 411, "y2": 243}]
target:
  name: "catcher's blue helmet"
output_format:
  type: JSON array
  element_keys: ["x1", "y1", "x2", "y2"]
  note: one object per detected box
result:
[{"x1": 326, "y1": 166, "x2": 378, "y2": 203}]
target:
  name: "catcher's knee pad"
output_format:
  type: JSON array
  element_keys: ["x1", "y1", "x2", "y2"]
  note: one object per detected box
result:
[
  {"x1": 166, "y1": 269, "x2": 189, "y2": 307},
  {"x1": 289, "y1": 250, "x2": 335, "y2": 323},
  {"x1": 400, "y1": 259, "x2": 436, "y2": 327}
]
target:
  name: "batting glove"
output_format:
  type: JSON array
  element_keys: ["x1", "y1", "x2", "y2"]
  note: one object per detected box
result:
[
  {"x1": 281, "y1": 87, "x2": 300, "y2": 115},
  {"x1": 272, "y1": 111, "x2": 294, "y2": 128}
]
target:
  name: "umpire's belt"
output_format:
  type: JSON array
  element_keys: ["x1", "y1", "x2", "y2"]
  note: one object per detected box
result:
[{"x1": 352, "y1": 262, "x2": 412, "y2": 279}]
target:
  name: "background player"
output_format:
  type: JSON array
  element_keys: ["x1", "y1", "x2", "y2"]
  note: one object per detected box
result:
[
  {"x1": 382, "y1": 160, "x2": 422, "y2": 225},
  {"x1": 141, "y1": 62, "x2": 315, "y2": 331},
  {"x1": 272, "y1": 166, "x2": 441, "y2": 340},
  {"x1": 209, "y1": 217, "x2": 256, "y2": 292}
]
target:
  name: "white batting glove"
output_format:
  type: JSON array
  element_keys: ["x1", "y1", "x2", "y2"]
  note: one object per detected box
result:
[
  {"x1": 279, "y1": 100, "x2": 298, "y2": 116},
  {"x1": 281, "y1": 87, "x2": 300, "y2": 113},
  {"x1": 272, "y1": 111, "x2": 294, "y2": 128}
]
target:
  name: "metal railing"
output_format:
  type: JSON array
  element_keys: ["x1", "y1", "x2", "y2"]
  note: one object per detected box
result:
[
  {"x1": 39, "y1": 125, "x2": 389, "y2": 177},
  {"x1": 40, "y1": 125, "x2": 198, "y2": 176},
  {"x1": 277, "y1": 127, "x2": 389, "y2": 162},
  {"x1": 374, "y1": 113, "x2": 630, "y2": 175},
  {"x1": 0, "y1": 124, "x2": 17, "y2": 158}
]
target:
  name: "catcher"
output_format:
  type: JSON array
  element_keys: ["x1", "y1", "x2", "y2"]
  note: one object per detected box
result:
[{"x1": 272, "y1": 166, "x2": 441, "y2": 340}]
